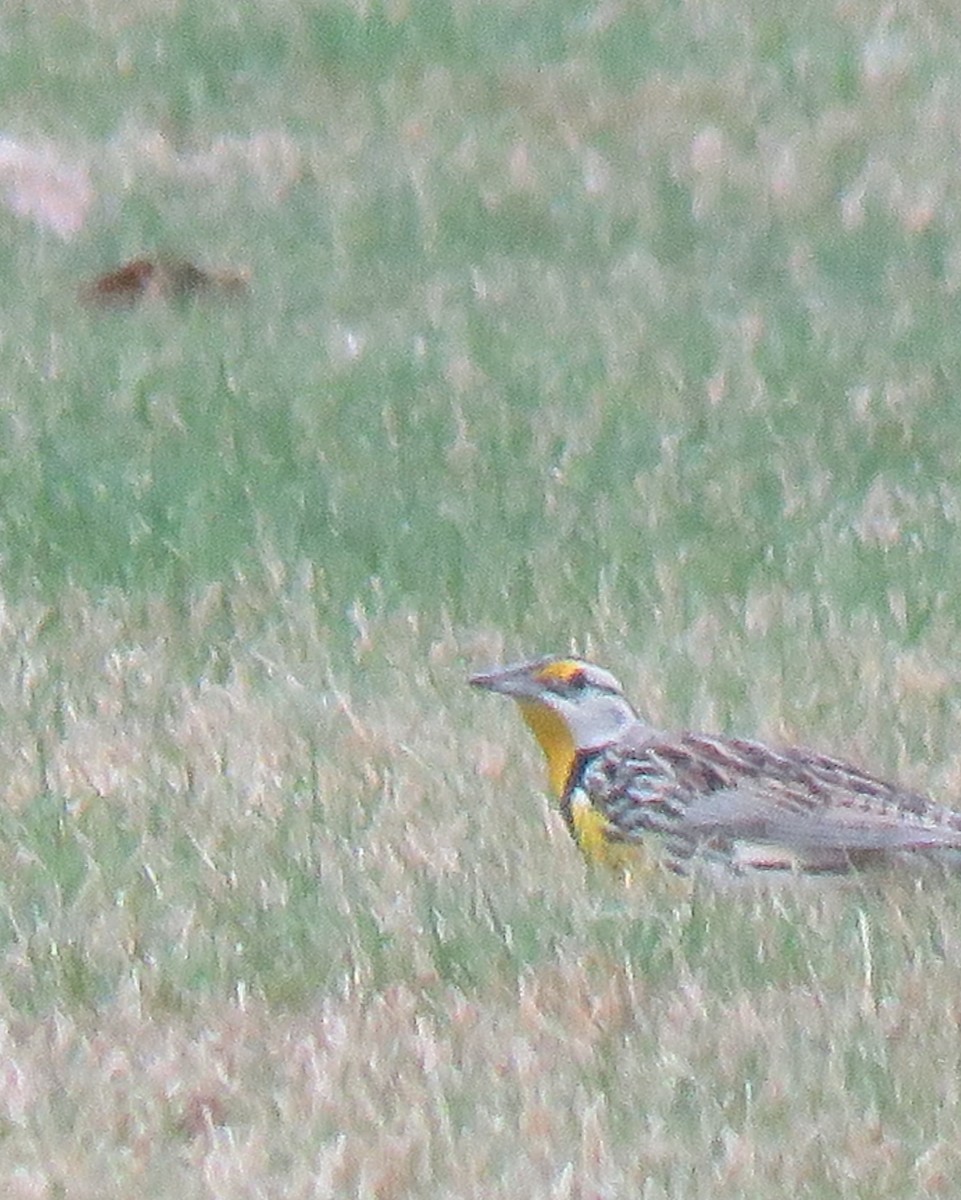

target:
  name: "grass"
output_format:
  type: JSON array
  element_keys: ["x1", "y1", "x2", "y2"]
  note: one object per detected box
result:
[{"x1": 2, "y1": 0, "x2": 961, "y2": 1194}]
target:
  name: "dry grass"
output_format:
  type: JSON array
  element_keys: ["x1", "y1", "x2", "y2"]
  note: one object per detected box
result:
[
  {"x1": 0, "y1": 586, "x2": 957, "y2": 1195},
  {"x1": 9, "y1": 961, "x2": 961, "y2": 1199}
]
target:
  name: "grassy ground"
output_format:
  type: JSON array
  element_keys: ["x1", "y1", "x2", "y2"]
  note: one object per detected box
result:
[{"x1": 3, "y1": 0, "x2": 961, "y2": 1194}]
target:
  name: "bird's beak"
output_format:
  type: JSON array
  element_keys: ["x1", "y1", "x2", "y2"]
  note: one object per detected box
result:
[{"x1": 468, "y1": 663, "x2": 538, "y2": 699}]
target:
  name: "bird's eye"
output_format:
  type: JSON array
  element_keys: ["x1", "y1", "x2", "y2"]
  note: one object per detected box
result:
[{"x1": 567, "y1": 669, "x2": 588, "y2": 689}]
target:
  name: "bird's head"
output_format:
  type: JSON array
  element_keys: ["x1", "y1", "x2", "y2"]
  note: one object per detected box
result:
[{"x1": 469, "y1": 656, "x2": 639, "y2": 796}]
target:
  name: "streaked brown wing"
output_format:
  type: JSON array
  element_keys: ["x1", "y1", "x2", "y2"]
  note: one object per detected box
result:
[{"x1": 588, "y1": 729, "x2": 961, "y2": 854}]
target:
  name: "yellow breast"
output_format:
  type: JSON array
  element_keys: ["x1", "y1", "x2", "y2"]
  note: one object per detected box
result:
[
  {"x1": 569, "y1": 794, "x2": 650, "y2": 877},
  {"x1": 517, "y1": 699, "x2": 658, "y2": 880}
]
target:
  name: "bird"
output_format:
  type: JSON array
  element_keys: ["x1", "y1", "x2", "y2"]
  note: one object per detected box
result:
[{"x1": 469, "y1": 654, "x2": 961, "y2": 877}]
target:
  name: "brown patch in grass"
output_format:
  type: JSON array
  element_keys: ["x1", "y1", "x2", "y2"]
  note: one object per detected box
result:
[
  {"x1": 175, "y1": 1089, "x2": 230, "y2": 1139},
  {"x1": 79, "y1": 258, "x2": 249, "y2": 308}
]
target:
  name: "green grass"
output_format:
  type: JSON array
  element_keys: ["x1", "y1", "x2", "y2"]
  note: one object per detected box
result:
[{"x1": 2, "y1": 0, "x2": 961, "y2": 1194}]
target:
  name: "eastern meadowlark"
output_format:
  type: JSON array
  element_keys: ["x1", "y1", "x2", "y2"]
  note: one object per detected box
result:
[{"x1": 470, "y1": 655, "x2": 961, "y2": 876}]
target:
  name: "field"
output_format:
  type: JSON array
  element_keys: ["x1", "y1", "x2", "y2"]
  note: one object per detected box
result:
[{"x1": 3, "y1": 0, "x2": 961, "y2": 1195}]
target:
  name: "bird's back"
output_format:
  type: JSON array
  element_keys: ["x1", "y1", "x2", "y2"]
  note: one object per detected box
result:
[{"x1": 578, "y1": 724, "x2": 961, "y2": 873}]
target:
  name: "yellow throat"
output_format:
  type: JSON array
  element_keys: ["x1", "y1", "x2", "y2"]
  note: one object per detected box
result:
[
  {"x1": 518, "y1": 698, "x2": 641, "y2": 876},
  {"x1": 518, "y1": 700, "x2": 575, "y2": 799}
]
